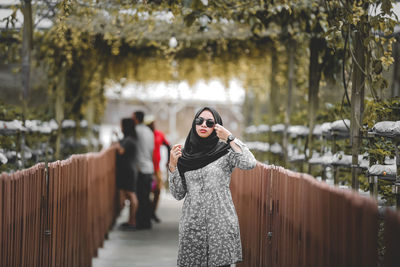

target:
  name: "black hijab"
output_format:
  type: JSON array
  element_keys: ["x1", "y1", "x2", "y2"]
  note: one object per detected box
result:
[{"x1": 177, "y1": 107, "x2": 230, "y2": 180}]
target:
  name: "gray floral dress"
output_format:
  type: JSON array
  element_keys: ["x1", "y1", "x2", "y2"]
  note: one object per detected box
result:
[{"x1": 169, "y1": 138, "x2": 256, "y2": 267}]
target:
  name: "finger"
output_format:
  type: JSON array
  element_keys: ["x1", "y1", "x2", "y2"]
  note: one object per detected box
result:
[
  {"x1": 173, "y1": 150, "x2": 182, "y2": 158},
  {"x1": 172, "y1": 144, "x2": 180, "y2": 149}
]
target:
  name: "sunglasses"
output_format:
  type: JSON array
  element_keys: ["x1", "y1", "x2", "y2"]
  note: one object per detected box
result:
[{"x1": 195, "y1": 117, "x2": 215, "y2": 128}]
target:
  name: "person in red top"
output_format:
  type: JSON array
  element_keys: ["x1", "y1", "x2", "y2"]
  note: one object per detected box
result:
[{"x1": 146, "y1": 116, "x2": 171, "y2": 223}]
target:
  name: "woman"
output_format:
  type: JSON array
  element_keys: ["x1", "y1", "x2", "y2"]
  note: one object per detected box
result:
[
  {"x1": 168, "y1": 107, "x2": 256, "y2": 267},
  {"x1": 115, "y1": 118, "x2": 139, "y2": 229}
]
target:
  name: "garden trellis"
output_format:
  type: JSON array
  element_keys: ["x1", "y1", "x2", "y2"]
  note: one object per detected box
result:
[
  {"x1": 244, "y1": 119, "x2": 400, "y2": 207},
  {"x1": 0, "y1": 118, "x2": 101, "y2": 173}
]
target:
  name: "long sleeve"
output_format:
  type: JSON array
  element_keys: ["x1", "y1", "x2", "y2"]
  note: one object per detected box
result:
[
  {"x1": 228, "y1": 138, "x2": 257, "y2": 171},
  {"x1": 168, "y1": 167, "x2": 187, "y2": 200}
]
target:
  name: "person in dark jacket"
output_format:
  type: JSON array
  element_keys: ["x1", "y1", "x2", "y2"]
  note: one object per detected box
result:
[{"x1": 115, "y1": 118, "x2": 139, "y2": 229}]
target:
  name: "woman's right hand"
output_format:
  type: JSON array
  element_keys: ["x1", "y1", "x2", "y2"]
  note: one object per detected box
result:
[
  {"x1": 112, "y1": 142, "x2": 124, "y2": 155},
  {"x1": 169, "y1": 144, "x2": 182, "y2": 171}
]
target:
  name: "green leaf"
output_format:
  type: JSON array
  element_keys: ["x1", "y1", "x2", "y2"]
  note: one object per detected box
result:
[
  {"x1": 381, "y1": 0, "x2": 392, "y2": 14},
  {"x1": 363, "y1": 36, "x2": 373, "y2": 47},
  {"x1": 191, "y1": 0, "x2": 205, "y2": 11},
  {"x1": 373, "y1": 60, "x2": 383, "y2": 74}
]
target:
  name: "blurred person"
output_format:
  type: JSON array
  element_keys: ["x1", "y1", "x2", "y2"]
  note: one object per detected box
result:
[
  {"x1": 133, "y1": 110, "x2": 154, "y2": 229},
  {"x1": 145, "y1": 115, "x2": 171, "y2": 223},
  {"x1": 168, "y1": 107, "x2": 256, "y2": 267},
  {"x1": 114, "y1": 118, "x2": 138, "y2": 230}
]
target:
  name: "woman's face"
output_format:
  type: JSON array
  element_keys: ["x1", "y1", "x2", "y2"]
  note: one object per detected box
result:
[{"x1": 195, "y1": 110, "x2": 215, "y2": 138}]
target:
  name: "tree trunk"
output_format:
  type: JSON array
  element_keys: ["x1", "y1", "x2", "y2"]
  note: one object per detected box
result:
[
  {"x1": 243, "y1": 90, "x2": 255, "y2": 126},
  {"x1": 307, "y1": 37, "x2": 323, "y2": 168},
  {"x1": 20, "y1": 0, "x2": 33, "y2": 168},
  {"x1": 21, "y1": 0, "x2": 33, "y2": 99},
  {"x1": 350, "y1": 30, "x2": 366, "y2": 190},
  {"x1": 269, "y1": 47, "x2": 280, "y2": 125},
  {"x1": 283, "y1": 40, "x2": 295, "y2": 167},
  {"x1": 55, "y1": 68, "x2": 67, "y2": 160},
  {"x1": 269, "y1": 47, "x2": 279, "y2": 164},
  {"x1": 253, "y1": 91, "x2": 262, "y2": 125},
  {"x1": 85, "y1": 97, "x2": 95, "y2": 151},
  {"x1": 391, "y1": 36, "x2": 400, "y2": 98}
]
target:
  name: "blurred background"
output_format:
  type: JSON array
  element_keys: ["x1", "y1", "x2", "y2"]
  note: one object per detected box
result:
[{"x1": 1, "y1": 0, "x2": 399, "y2": 203}]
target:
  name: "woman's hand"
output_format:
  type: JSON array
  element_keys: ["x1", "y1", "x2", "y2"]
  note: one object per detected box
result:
[
  {"x1": 214, "y1": 124, "x2": 231, "y2": 142},
  {"x1": 169, "y1": 144, "x2": 182, "y2": 172},
  {"x1": 112, "y1": 142, "x2": 125, "y2": 155}
]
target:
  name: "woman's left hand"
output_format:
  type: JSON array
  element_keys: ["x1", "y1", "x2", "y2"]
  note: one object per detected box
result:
[{"x1": 214, "y1": 124, "x2": 231, "y2": 142}]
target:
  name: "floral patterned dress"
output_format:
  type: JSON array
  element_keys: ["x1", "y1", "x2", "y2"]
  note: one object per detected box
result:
[{"x1": 169, "y1": 138, "x2": 256, "y2": 267}]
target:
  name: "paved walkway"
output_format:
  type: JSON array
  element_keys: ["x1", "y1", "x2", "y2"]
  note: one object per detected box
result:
[{"x1": 92, "y1": 191, "x2": 183, "y2": 267}]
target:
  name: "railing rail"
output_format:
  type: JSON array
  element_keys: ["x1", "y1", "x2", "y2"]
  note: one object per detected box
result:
[
  {"x1": 231, "y1": 163, "x2": 400, "y2": 267},
  {"x1": 0, "y1": 148, "x2": 119, "y2": 267}
]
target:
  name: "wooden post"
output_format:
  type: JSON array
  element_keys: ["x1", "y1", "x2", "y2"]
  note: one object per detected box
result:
[
  {"x1": 367, "y1": 133, "x2": 378, "y2": 200},
  {"x1": 332, "y1": 133, "x2": 338, "y2": 184},
  {"x1": 396, "y1": 139, "x2": 400, "y2": 181},
  {"x1": 395, "y1": 139, "x2": 400, "y2": 209},
  {"x1": 283, "y1": 40, "x2": 295, "y2": 168},
  {"x1": 350, "y1": 29, "x2": 366, "y2": 191},
  {"x1": 368, "y1": 175, "x2": 378, "y2": 200},
  {"x1": 321, "y1": 166, "x2": 327, "y2": 181}
]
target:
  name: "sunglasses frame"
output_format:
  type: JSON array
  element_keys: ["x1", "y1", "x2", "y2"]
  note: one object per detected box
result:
[{"x1": 195, "y1": 117, "x2": 215, "y2": 128}]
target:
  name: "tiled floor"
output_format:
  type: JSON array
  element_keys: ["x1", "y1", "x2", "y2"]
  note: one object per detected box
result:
[{"x1": 92, "y1": 191, "x2": 183, "y2": 267}]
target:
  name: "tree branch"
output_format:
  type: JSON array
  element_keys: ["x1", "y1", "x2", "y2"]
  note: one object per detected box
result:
[
  {"x1": 342, "y1": 28, "x2": 351, "y2": 106},
  {"x1": 349, "y1": 45, "x2": 368, "y2": 77}
]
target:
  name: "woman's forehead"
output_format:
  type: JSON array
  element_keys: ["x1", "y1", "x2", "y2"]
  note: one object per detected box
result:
[{"x1": 199, "y1": 110, "x2": 214, "y2": 119}]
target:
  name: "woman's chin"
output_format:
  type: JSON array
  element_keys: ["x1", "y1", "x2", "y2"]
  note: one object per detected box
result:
[{"x1": 198, "y1": 132, "x2": 210, "y2": 138}]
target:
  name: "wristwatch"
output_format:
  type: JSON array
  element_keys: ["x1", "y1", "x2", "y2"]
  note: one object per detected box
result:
[{"x1": 226, "y1": 134, "x2": 235, "y2": 144}]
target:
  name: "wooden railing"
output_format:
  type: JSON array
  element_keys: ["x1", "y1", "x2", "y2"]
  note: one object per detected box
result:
[
  {"x1": 3, "y1": 152, "x2": 400, "y2": 267},
  {"x1": 231, "y1": 163, "x2": 400, "y2": 267},
  {"x1": 0, "y1": 148, "x2": 120, "y2": 267}
]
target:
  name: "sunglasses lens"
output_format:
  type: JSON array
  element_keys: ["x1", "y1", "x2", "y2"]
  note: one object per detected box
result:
[
  {"x1": 206, "y1": 120, "x2": 215, "y2": 128},
  {"x1": 195, "y1": 117, "x2": 215, "y2": 128},
  {"x1": 195, "y1": 117, "x2": 204, "y2": 125}
]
